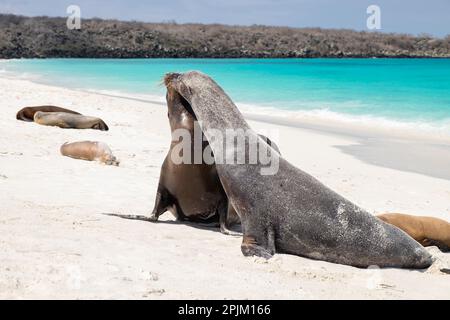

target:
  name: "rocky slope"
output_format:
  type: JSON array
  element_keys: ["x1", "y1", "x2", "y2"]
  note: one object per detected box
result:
[{"x1": 1, "y1": 14, "x2": 449, "y2": 58}]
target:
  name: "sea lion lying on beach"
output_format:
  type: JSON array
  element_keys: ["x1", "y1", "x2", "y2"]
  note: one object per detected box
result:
[
  {"x1": 378, "y1": 213, "x2": 450, "y2": 252},
  {"x1": 16, "y1": 106, "x2": 81, "y2": 122},
  {"x1": 164, "y1": 71, "x2": 432, "y2": 269},
  {"x1": 60, "y1": 141, "x2": 119, "y2": 166},
  {"x1": 149, "y1": 75, "x2": 279, "y2": 234},
  {"x1": 34, "y1": 111, "x2": 109, "y2": 131}
]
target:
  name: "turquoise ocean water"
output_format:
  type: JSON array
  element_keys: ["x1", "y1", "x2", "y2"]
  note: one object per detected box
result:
[{"x1": 2, "y1": 58, "x2": 450, "y2": 134}]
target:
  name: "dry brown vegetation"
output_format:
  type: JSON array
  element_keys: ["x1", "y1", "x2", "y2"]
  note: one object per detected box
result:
[{"x1": 0, "y1": 14, "x2": 449, "y2": 58}]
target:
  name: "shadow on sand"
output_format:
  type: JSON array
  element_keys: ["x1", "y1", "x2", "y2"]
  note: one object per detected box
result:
[{"x1": 101, "y1": 213, "x2": 242, "y2": 235}]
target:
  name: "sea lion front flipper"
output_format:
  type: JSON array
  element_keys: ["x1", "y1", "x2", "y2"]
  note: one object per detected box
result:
[
  {"x1": 422, "y1": 238, "x2": 450, "y2": 252},
  {"x1": 219, "y1": 202, "x2": 241, "y2": 236},
  {"x1": 148, "y1": 185, "x2": 173, "y2": 221},
  {"x1": 241, "y1": 233, "x2": 274, "y2": 259}
]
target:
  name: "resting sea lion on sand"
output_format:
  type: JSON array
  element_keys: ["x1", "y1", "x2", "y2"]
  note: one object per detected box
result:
[
  {"x1": 164, "y1": 71, "x2": 432, "y2": 268},
  {"x1": 149, "y1": 75, "x2": 279, "y2": 235},
  {"x1": 16, "y1": 106, "x2": 81, "y2": 122},
  {"x1": 378, "y1": 213, "x2": 450, "y2": 252},
  {"x1": 34, "y1": 111, "x2": 109, "y2": 131},
  {"x1": 60, "y1": 141, "x2": 119, "y2": 166}
]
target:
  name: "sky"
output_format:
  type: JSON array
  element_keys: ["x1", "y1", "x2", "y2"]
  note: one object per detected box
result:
[{"x1": 0, "y1": 0, "x2": 449, "y2": 37}]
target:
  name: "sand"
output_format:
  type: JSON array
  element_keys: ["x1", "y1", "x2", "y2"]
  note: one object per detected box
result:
[{"x1": 0, "y1": 76, "x2": 449, "y2": 299}]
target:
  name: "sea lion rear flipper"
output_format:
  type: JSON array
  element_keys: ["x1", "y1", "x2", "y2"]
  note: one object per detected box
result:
[{"x1": 148, "y1": 185, "x2": 173, "y2": 221}]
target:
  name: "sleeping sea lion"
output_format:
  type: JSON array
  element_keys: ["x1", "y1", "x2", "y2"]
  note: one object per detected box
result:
[
  {"x1": 60, "y1": 141, "x2": 119, "y2": 166},
  {"x1": 16, "y1": 106, "x2": 81, "y2": 122},
  {"x1": 164, "y1": 71, "x2": 432, "y2": 269},
  {"x1": 33, "y1": 111, "x2": 109, "y2": 131},
  {"x1": 378, "y1": 213, "x2": 450, "y2": 252}
]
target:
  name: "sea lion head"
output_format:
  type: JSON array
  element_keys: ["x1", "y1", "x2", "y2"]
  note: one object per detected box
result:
[
  {"x1": 16, "y1": 110, "x2": 25, "y2": 121},
  {"x1": 163, "y1": 73, "x2": 197, "y2": 131},
  {"x1": 168, "y1": 71, "x2": 226, "y2": 102},
  {"x1": 165, "y1": 71, "x2": 234, "y2": 126},
  {"x1": 33, "y1": 111, "x2": 44, "y2": 122},
  {"x1": 91, "y1": 120, "x2": 109, "y2": 131},
  {"x1": 105, "y1": 155, "x2": 120, "y2": 167}
]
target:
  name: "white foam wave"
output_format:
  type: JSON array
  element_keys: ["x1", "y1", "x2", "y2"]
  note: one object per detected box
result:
[
  {"x1": 237, "y1": 102, "x2": 450, "y2": 141},
  {"x1": 74, "y1": 89, "x2": 450, "y2": 140},
  {"x1": 2, "y1": 67, "x2": 449, "y2": 141}
]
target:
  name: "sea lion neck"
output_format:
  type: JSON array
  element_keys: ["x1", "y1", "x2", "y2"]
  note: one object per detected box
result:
[
  {"x1": 166, "y1": 85, "x2": 197, "y2": 132},
  {"x1": 174, "y1": 71, "x2": 250, "y2": 134}
]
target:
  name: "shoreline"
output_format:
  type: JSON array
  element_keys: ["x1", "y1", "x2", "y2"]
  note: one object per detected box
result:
[
  {"x1": 2, "y1": 57, "x2": 450, "y2": 59},
  {"x1": 84, "y1": 89, "x2": 450, "y2": 144},
  {"x1": 12, "y1": 78, "x2": 450, "y2": 144},
  {"x1": 2, "y1": 60, "x2": 450, "y2": 144},
  {"x1": 0, "y1": 75, "x2": 449, "y2": 299}
]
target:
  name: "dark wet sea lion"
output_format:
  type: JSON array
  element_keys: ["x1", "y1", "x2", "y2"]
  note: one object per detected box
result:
[
  {"x1": 16, "y1": 106, "x2": 81, "y2": 122},
  {"x1": 378, "y1": 213, "x2": 450, "y2": 252},
  {"x1": 34, "y1": 111, "x2": 109, "y2": 131},
  {"x1": 149, "y1": 75, "x2": 279, "y2": 234},
  {"x1": 166, "y1": 71, "x2": 432, "y2": 268},
  {"x1": 60, "y1": 141, "x2": 119, "y2": 166}
]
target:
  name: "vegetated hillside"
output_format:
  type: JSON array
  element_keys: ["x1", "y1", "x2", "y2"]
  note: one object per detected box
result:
[{"x1": 0, "y1": 14, "x2": 449, "y2": 58}]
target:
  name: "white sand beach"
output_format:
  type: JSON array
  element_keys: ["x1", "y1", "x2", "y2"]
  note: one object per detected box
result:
[{"x1": 0, "y1": 76, "x2": 449, "y2": 299}]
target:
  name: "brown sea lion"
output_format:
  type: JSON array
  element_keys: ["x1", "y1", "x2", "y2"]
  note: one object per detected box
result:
[
  {"x1": 60, "y1": 141, "x2": 119, "y2": 166},
  {"x1": 33, "y1": 111, "x2": 109, "y2": 131},
  {"x1": 148, "y1": 75, "x2": 279, "y2": 235},
  {"x1": 16, "y1": 106, "x2": 81, "y2": 122},
  {"x1": 378, "y1": 213, "x2": 450, "y2": 252},
  {"x1": 164, "y1": 71, "x2": 432, "y2": 269}
]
